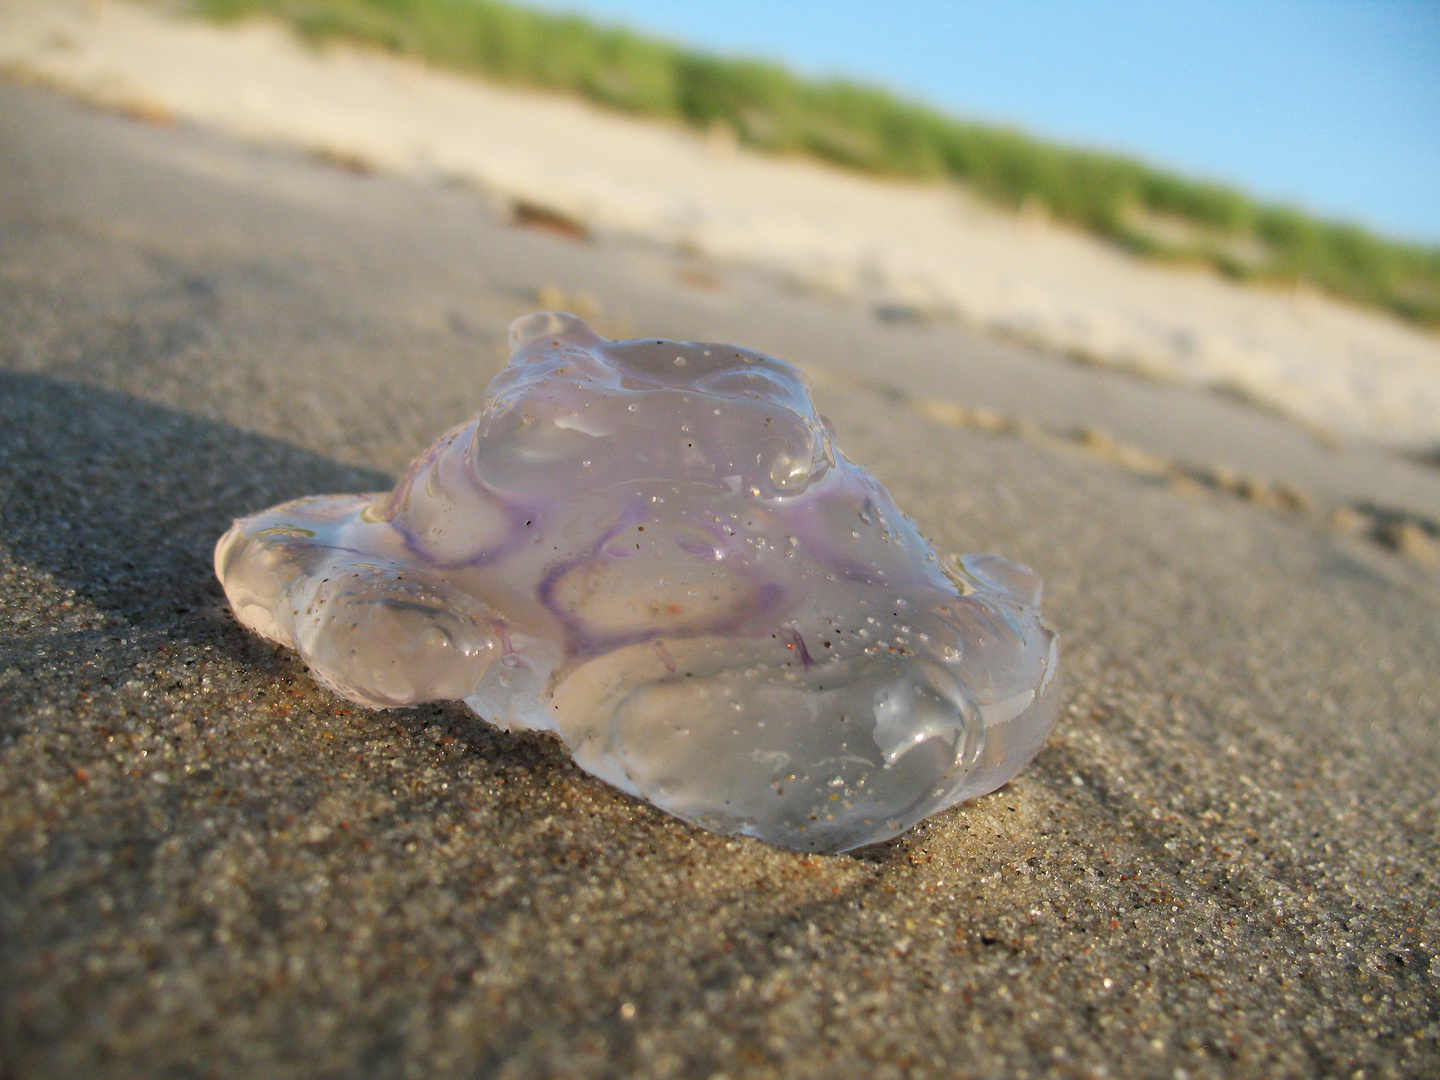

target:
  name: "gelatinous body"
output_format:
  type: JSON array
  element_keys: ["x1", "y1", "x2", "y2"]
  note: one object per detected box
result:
[{"x1": 216, "y1": 314, "x2": 1059, "y2": 852}]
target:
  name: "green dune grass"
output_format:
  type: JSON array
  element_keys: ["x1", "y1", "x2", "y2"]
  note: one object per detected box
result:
[{"x1": 183, "y1": 0, "x2": 1440, "y2": 327}]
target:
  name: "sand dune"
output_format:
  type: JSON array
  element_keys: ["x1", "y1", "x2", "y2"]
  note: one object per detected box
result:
[{"x1": 3, "y1": 0, "x2": 1439, "y2": 450}]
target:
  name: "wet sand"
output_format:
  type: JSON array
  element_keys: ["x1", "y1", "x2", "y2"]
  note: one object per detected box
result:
[{"x1": 1, "y1": 59, "x2": 1438, "y2": 1080}]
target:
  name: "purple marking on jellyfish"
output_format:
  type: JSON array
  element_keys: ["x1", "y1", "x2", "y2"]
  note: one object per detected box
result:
[{"x1": 786, "y1": 628, "x2": 816, "y2": 669}]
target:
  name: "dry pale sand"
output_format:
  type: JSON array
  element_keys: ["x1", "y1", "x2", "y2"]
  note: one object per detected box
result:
[{"x1": 3, "y1": 0, "x2": 1439, "y2": 451}]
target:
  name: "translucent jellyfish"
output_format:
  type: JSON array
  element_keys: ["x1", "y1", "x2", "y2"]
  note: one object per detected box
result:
[{"x1": 216, "y1": 314, "x2": 1059, "y2": 852}]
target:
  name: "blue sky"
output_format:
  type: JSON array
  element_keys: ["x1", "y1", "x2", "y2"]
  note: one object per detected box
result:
[{"x1": 532, "y1": 0, "x2": 1440, "y2": 245}]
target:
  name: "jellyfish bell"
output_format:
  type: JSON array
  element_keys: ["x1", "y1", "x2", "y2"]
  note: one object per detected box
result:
[{"x1": 216, "y1": 314, "x2": 1059, "y2": 852}]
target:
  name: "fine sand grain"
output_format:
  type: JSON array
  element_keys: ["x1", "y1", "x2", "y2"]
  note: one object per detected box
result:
[
  {"x1": 2, "y1": 0, "x2": 1439, "y2": 451},
  {"x1": 2, "y1": 78, "x2": 1439, "y2": 1080}
]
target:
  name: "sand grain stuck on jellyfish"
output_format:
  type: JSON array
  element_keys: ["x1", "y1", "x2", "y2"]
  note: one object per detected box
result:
[{"x1": 216, "y1": 313, "x2": 1059, "y2": 852}]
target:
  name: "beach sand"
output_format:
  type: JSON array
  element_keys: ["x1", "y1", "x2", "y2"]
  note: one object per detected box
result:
[
  {"x1": 1, "y1": 8, "x2": 1439, "y2": 1080},
  {"x1": 3, "y1": 0, "x2": 1440, "y2": 454}
]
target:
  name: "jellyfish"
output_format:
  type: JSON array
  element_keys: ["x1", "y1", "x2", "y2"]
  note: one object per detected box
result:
[{"x1": 216, "y1": 313, "x2": 1059, "y2": 852}]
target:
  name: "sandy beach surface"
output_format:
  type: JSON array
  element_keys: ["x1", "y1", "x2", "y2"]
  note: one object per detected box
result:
[{"x1": 2, "y1": 4, "x2": 1439, "y2": 1079}]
